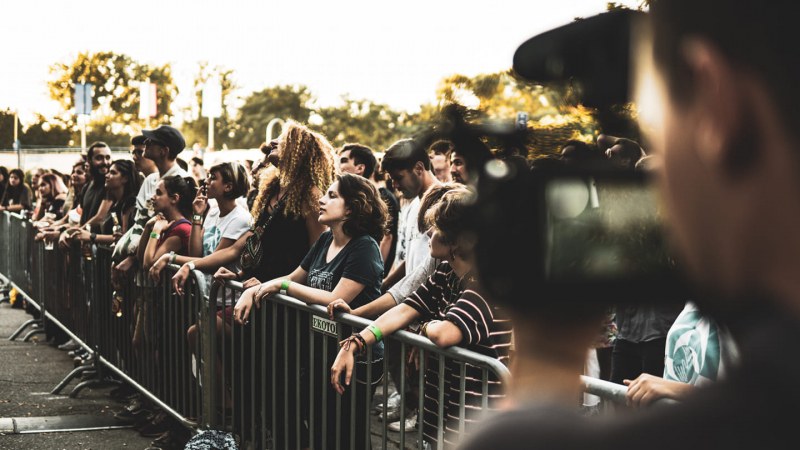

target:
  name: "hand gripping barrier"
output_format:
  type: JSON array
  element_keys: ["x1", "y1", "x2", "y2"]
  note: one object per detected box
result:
[
  {"x1": 1, "y1": 211, "x2": 662, "y2": 449},
  {"x1": 203, "y1": 280, "x2": 513, "y2": 450}
]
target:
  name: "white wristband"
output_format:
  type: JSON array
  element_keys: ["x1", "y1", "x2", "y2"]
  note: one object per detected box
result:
[{"x1": 187, "y1": 261, "x2": 196, "y2": 271}]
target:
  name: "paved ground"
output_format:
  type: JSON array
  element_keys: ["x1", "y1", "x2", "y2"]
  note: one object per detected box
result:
[
  {"x1": 0, "y1": 299, "x2": 420, "y2": 450},
  {"x1": 0, "y1": 301, "x2": 154, "y2": 450}
]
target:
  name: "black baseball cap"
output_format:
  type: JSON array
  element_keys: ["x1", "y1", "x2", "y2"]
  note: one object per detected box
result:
[
  {"x1": 513, "y1": 10, "x2": 645, "y2": 108},
  {"x1": 142, "y1": 125, "x2": 186, "y2": 159}
]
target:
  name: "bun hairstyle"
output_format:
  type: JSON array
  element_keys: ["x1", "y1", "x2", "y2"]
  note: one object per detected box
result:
[
  {"x1": 210, "y1": 161, "x2": 251, "y2": 199},
  {"x1": 161, "y1": 175, "x2": 198, "y2": 219}
]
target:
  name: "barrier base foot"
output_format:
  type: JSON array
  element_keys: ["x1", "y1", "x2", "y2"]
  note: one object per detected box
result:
[
  {"x1": 8, "y1": 319, "x2": 41, "y2": 341},
  {"x1": 22, "y1": 329, "x2": 45, "y2": 342},
  {"x1": 69, "y1": 377, "x2": 122, "y2": 399},
  {"x1": 52, "y1": 366, "x2": 93, "y2": 395}
]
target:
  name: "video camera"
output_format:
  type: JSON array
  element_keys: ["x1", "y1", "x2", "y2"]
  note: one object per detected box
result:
[{"x1": 414, "y1": 10, "x2": 687, "y2": 313}]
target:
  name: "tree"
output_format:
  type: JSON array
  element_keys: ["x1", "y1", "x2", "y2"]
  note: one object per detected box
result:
[
  {"x1": 234, "y1": 85, "x2": 314, "y2": 148},
  {"x1": 315, "y1": 97, "x2": 417, "y2": 151},
  {"x1": 435, "y1": 71, "x2": 600, "y2": 155},
  {"x1": 47, "y1": 51, "x2": 177, "y2": 139},
  {"x1": 179, "y1": 62, "x2": 240, "y2": 150}
]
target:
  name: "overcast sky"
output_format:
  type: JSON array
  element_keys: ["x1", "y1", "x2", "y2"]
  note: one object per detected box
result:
[{"x1": 2, "y1": 0, "x2": 639, "y2": 123}]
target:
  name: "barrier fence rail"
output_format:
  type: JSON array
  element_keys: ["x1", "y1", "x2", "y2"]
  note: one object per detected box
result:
[{"x1": 0, "y1": 210, "x2": 635, "y2": 448}]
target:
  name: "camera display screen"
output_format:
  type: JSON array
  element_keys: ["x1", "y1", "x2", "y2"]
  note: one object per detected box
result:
[{"x1": 544, "y1": 176, "x2": 672, "y2": 284}]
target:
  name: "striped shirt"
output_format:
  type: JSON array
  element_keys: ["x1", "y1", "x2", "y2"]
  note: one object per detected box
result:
[{"x1": 403, "y1": 262, "x2": 513, "y2": 448}]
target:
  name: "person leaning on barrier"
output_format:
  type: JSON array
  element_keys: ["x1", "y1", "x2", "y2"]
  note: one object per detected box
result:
[
  {"x1": 111, "y1": 130, "x2": 188, "y2": 278},
  {"x1": 35, "y1": 161, "x2": 88, "y2": 244},
  {"x1": 57, "y1": 141, "x2": 112, "y2": 250},
  {"x1": 328, "y1": 182, "x2": 464, "y2": 319},
  {"x1": 623, "y1": 301, "x2": 738, "y2": 408},
  {"x1": 63, "y1": 160, "x2": 141, "y2": 247},
  {"x1": 138, "y1": 176, "x2": 196, "y2": 271},
  {"x1": 33, "y1": 173, "x2": 68, "y2": 222},
  {"x1": 463, "y1": 2, "x2": 800, "y2": 449},
  {"x1": 170, "y1": 121, "x2": 332, "y2": 295},
  {"x1": 0, "y1": 168, "x2": 33, "y2": 213},
  {"x1": 148, "y1": 161, "x2": 251, "y2": 282},
  {"x1": 234, "y1": 172, "x2": 387, "y2": 450},
  {"x1": 331, "y1": 188, "x2": 512, "y2": 449},
  {"x1": 0, "y1": 166, "x2": 8, "y2": 202}
]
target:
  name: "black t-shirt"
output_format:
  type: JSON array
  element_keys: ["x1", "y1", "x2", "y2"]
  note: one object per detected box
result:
[
  {"x1": 379, "y1": 186, "x2": 399, "y2": 275},
  {"x1": 79, "y1": 179, "x2": 106, "y2": 230},
  {"x1": 300, "y1": 230, "x2": 383, "y2": 309},
  {"x1": 102, "y1": 196, "x2": 136, "y2": 235}
]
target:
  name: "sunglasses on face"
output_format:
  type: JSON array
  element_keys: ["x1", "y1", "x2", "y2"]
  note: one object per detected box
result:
[{"x1": 145, "y1": 138, "x2": 165, "y2": 148}]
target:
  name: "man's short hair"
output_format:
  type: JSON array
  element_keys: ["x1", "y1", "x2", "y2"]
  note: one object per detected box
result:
[
  {"x1": 86, "y1": 141, "x2": 109, "y2": 161},
  {"x1": 652, "y1": 0, "x2": 800, "y2": 136},
  {"x1": 341, "y1": 143, "x2": 377, "y2": 178},
  {"x1": 381, "y1": 139, "x2": 431, "y2": 172},
  {"x1": 191, "y1": 157, "x2": 204, "y2": 166},
  {"x1": 429, "y1": 140, "x2": 454, "y2": 156},
  {"x1": 131, "y1": 135, "x2": 146, "y2": 146}
]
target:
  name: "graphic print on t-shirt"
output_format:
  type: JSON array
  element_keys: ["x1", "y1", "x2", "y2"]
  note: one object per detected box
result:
[{"x1": 308, "y1": 269, "x2": 335, "y2": 292}]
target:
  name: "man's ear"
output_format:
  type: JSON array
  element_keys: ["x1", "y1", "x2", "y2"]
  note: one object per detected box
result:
[
  {"x1": 355, "y1": 163, "x2": 366, "y2": 176},
  {"x1": 683, "y1": 38, "x2": 758, "y2": 175},
  {"x1": 414, "y1": 160, "x2": 426, "y2": 175}
]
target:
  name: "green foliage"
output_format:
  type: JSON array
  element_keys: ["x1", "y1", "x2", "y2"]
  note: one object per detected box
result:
[
  {"x1": 0, "y1": 109, "x2": 74, "y2": 148},
  {"x1": 314, "y1": 97, "x2": 418, "y2": 151},
  {"x1": 47, "y1": 51, "x2": 177, "y2": 140},
  {"x1": 233, "y1": 85, "x2": 315, "y2": 148}
]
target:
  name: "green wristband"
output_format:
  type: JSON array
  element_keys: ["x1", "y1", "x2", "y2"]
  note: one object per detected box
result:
[
  {"x1": 279, "y1": 279, "x2": 291, "y2": 295},
  {"x1": 150, "y1": 232, "x2": 159, "y2": 239},
  {"x1": 367, "y1": 324, "x2": 383, "y2": 342}
]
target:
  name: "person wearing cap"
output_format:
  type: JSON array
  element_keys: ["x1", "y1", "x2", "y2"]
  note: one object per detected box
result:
[
  {"x1": 113, "y1": 126, "x2": 190, "y2": 271},
  {"x1": 464, "y1": 2, "x2": 800, "y2": 449}
]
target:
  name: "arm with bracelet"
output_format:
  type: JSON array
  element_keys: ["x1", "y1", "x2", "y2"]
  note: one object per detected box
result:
[{"x1": 330, "y1": 302, "x2": 421, "y2": 394}]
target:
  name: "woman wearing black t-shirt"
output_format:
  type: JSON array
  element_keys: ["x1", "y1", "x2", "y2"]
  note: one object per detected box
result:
[
  {"x1": 0, "y1": 168, "x2": 33, "y2": 213},
  {"x1": 234, "y1": 173, "x2": 388, "y2": 449},
  {"x1": 33, "y1": 173, "x2": 68, "y2": 221}
]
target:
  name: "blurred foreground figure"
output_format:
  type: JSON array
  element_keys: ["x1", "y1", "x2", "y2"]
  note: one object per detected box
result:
[{"x1": 463, "y1": 1, "x2": 800, "y2": 448}]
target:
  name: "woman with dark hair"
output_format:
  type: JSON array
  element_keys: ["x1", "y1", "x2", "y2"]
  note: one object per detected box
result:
[
  {"x1": 0, "y1": 166, "x2": 9, "y2": 203},
  {"x1": 330, "y1": 188, "x2": 513, "y2": 449},
  {"x1": 0, "y1": 168, "x2": 33, "y2": 212},
  {"x1": 233, "y1": 173, "x2": 388, "y2": 450},
  {"x1": 139, "y1": 175, "x2": 197, "y2": 270},
  {"x1": 34, "y1": 173, "x2": 68, "y2": 221},
  {"x1": 233, "y1": 172, "x2": 387, "y2": 316},
  {"x1": 73, "y1": 160, "x2": 142, "y2": 246}
]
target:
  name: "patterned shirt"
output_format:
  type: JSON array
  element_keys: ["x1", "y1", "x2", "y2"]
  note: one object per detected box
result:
[{"x1": 403, "y1": 262, "x2": 513, "y2": 448}]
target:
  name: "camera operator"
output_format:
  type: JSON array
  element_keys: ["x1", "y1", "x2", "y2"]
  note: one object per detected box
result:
[{"x1": 463, "y1": 2, "x2": 800, "y2": 449}]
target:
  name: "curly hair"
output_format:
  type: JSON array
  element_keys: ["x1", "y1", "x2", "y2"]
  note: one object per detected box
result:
[
  {"x1": 251, "y1": 121, "x2": 335, "y2": 219},
  {"x1": 425, "y1": 187, "x2": 474, "y2": 249},
  {"x1": 336, "y1": 173, "x2": 388, "y2": 243}
]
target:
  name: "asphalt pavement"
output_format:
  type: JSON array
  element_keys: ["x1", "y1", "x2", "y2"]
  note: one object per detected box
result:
[{"x1": 0, "y1": 302, "x2": 153, "y2": 450}]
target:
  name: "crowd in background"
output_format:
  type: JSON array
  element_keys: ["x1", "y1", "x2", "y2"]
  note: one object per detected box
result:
[{"x1": 0, "y1": 118, "x2": 734, "y2": 450}]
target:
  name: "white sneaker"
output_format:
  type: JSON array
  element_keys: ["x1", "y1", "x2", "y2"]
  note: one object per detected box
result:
[
  {"x1": 376, "y1": 392, "x2": 401, "y2": 421},
  {"x1": 388, "y1": 412, "x2": 417, "y2": 432}
]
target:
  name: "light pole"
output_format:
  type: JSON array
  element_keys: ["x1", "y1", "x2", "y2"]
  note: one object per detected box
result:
[{"x1": 266, "y1": 118, "x2": 285, "y2": 143}]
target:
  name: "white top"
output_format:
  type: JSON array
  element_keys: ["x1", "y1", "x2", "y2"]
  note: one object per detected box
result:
[{"x1": 394, "y1": 196, "x2": 421, "y2": 267}]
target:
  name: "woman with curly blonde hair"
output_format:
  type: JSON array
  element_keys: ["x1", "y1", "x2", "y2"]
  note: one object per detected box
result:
[{"x1": 172, "y1": 120, "x2": 335, "y2": 292}]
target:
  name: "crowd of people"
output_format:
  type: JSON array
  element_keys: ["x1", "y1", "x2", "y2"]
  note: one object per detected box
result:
[
  {"x1": 2, "y1": 2, "x2": 796, "y2": 449},
  {"x1": 0, "y1": 109, "x2": 736, "y2": 450}
]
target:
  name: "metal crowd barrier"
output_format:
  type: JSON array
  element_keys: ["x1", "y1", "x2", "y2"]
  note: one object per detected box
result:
[
  {"x1": 203, "y1": 280, "x2": 513, "y2": 449},
  {"x1": 1, "y1": 212, "x2": 518, "y2": 448}
]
